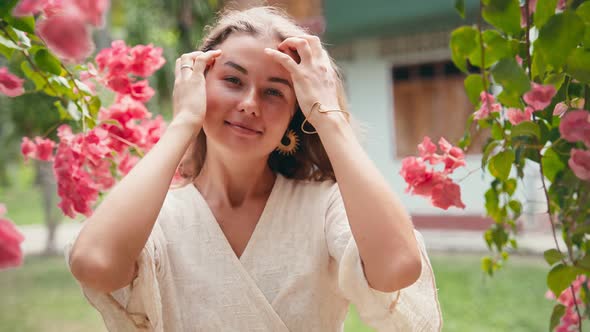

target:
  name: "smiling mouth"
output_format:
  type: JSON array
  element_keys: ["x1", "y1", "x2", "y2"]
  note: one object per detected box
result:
[{"x1": 224, "y1": 121, "x2": 262, "y2": 134}]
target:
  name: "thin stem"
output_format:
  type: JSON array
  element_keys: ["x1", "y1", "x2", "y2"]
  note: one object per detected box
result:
[
  {"x1": 539, "y1": 152, "x2": 583, "y2": 331},
  {"x1": 584, "y1": 84, "x2": 589, "y2": 110},
  {"x1": 456, "y1": 167, "x2": 482, "y2": 183},
  {"x1": 478, "y1": 1, "x2": 490, "y2": 113},
  {"x1": 525, "y1": 0, "x2": 532, "y2": 81}
]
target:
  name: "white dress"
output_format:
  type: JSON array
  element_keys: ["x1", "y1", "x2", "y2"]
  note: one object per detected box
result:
[{"x1": 64, "y1": 174, "x2": 442, "y2": 331}]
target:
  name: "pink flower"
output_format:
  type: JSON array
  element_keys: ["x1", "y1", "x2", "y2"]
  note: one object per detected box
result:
[
  {"x1": 438, "y1": 137, "x2": 466, "y2": 172},
  {"x1": 474, "y1": 92, "x2": 501, "y2": 120},
  {"x1": 520, "y1": 0, "x2": 537, "y2": 27},
  {"x1": 569, "y1": 149, "x2": 590, "y2": 181},
  {"x1": 553, "y1": 102, "x2": 568, "y2": 117},
  {"x1": 20, "y1": 137, "x2": 56, "y2": 162},
  {"x1": 418, "y1": 136, "x2": 441, "y2": 165},
  {"x1": 400, "y1": 137, "x2": 466, "y2": 211},
  {"x1": 524, "y1": 83, "x2": 557, "y2": 111},
  {"x1": 72, "y1": 0, "x2": 110, "y2": 27},
  {"x1": 12, "y1": 0, "x2": 47, "y2": 16},
  {"x1": 506, "y1": 106, "x2": 533, "y2": 125},
  {"x1": 129, "y1": 44, "x2": 166, "y2": 77},
  {"x1": 515, "y1": 55, "x2": 523, "y2": 66},
  {"x1": 36, "y1": 14, "x2": 94, "y2": 63},
  {"x1": 0, "y1": 205, "x2": 25, "y2": 270},
  {"x1": 129, "y1": 80, "x2": 155, "y2": 102},
  {"x1": 0, "y1": 67, "x2": 25, "y2": 97},
  {"x1": 559, "y1": 110, "x2": 590, "y2": 147},
  {"x1": 431, "y1": 179, "x2": 466, "y2": 210},
  {"x1": 557, "y1": 0, "x2": 566, "y2": 10}
]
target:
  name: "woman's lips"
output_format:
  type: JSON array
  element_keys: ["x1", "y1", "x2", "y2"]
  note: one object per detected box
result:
[{"x1": 224, "y1": 121, "x2": 262, "y2": 135}]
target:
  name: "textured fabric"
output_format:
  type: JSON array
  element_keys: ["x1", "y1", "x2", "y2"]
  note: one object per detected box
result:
[{"x1": 64, "y1": 174, "x2": 442, "y2": 331}]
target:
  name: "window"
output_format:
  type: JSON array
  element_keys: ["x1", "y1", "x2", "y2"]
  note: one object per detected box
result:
[{"x1": 392, "y1": 61, "x2": 488, "y2": 157}]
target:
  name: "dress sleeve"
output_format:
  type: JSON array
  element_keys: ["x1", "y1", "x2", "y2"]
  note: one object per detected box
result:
[
  {"x1": 325, "y1": 185, "x2": 443, "y2": 332},
  {"x1": 63, "y1": 206, "x2": 170, "y2": 332}
]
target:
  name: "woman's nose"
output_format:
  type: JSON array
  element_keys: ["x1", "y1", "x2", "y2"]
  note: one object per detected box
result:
[{"x1": 239, "y1": 87, "x2": 260, "y2": 116}]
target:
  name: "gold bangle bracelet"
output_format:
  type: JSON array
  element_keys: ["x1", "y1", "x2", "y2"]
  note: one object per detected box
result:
[{"x1": 301, "y1": 101, "x2": 350, "y2": 134}]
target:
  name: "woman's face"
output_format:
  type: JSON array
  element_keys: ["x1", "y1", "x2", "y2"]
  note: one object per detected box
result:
[{"x1": 203, "y1": 33, "x2": 297, "y2": 160}]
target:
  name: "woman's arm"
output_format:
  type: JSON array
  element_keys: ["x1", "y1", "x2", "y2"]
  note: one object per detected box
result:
[
  {"x1": 315, "y1": 116, "x2": 422, "y2": 293},
  {"x1": 265, "y1": 36, "x2": 421, "y2": 293},
  {"x1": 69, "y1": 50, "x2": 220, "y2": 293}
]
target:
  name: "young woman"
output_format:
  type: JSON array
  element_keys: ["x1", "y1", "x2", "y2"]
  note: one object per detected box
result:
[{"x1": 66, "y1": 7, "x2": 442, "y2": 331}]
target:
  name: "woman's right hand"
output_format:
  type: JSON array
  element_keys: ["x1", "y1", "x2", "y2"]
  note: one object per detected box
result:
[{"x1": 172, "y1": 50, "x2": 222, "y2": 129}]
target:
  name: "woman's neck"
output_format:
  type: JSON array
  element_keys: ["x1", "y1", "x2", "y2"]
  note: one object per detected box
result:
[{"x1": 193, "y1": 152, "x2": 276, "y2": 208}]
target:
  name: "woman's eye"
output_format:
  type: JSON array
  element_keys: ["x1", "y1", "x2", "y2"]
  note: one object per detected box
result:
[
  {"x1": 224, "y1": 76, "x2": 241, "y2": 85},
  {"x1": 266, "y1": 89, "x2": 283, "y2": 97}
]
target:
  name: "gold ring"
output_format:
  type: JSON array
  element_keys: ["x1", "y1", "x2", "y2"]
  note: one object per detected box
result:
[{"x1": 180, "y1": 64, "x2": 193, "y2": 70}]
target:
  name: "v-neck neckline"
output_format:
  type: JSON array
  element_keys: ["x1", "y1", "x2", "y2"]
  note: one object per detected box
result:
[{"x1": 188, "y1": 173, "x2": 282, "y2": 262}]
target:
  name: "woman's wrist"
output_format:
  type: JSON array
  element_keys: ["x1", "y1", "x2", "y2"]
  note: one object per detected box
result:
[{"x1": 170, "y1": 112, "x2": 204, "y2": 134}]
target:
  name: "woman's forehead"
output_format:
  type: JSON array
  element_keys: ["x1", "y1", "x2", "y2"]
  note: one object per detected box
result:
[{"x1": 215, "y1": 34, "x2": 290, "y2": 77}]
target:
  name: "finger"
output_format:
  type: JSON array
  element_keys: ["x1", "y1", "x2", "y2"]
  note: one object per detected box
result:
[
  {"x1": 278, "y1": 37, "x2": 313, "y2": 64},
  {"x1": 299, "y1": 35, "x2": 323, "y2": 58},
  {"x1": 174, "y1": 58, "x2": 181, "y2": 82},
  {"x1": 191, "y1": 49, "x2": 222, "y2": 77},
  {"x1": 180, "y1": 51, "x2": 203, "y2": 79},
  {"x1": 264, "y1": 48, "x2": 298, "y2": 73}
]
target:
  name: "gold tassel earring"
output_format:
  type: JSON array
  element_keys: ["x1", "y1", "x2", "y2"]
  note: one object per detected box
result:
[{"x1": 276, "y1": 129, "x2": 299, "y2": 156}]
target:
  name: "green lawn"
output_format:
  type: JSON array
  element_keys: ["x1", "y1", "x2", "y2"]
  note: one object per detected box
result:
[{"x1": 0, "y1": 253, "x2": 558, "y2": 332}]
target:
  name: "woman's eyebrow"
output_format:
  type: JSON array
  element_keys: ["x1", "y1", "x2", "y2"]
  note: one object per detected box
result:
[
  {"x1": 225, "y1": 61, "x2": 247, "y2": 74},
  {"x1": 269, "y1": 77, "x2": 292, "y2": 88},
  {"x1": 225, "y1": 61, "x2": 292, "y2": 88}
]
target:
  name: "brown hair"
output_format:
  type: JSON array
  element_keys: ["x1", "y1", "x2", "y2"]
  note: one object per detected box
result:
[{"x1": 179, "y1": 6, "x2": 350, "y2": 183}]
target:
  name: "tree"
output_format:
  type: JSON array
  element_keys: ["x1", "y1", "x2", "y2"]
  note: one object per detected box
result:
[{"x1": 401, "y1": 0, "x2": 590, "y2": 330}]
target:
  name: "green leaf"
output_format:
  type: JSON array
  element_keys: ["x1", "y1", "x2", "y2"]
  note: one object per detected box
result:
[
  {"x1": 455, "y1": 0, "x2": 466, "y2": 18},
  {"x1": 503, "y1": 178, "x2": 517, "y2": 196},
  {"x1": 0, "y1": 34, "x2": 20, "y2": 50},
  {"x1": 491, "y1": 58, "x2": 531, "y2": 95},
  {"x1": 542, "y1": 147, "x2": 565, "y2": 182},
  {"x1": 534, "y1": 0, "x2": 558, "y2": 29},
  {"x1": 469, "y1": 30, "x2": 515, "y2": 68},
  {"x1": 464, "y1": 74, "x2": 485, "y2": 105},
  {"x1": 497, "y1": 90, "x2": 523, "y2": 108},
  {"x1": 87, "y1": 96, "x2": 101, "y2": 117},
  {"x1": 2, "y1": 15, "x2": 35, "y2": 35},
  {"x1": 550, "y1": 304, "x2": 566, "y2": 331},
  {"x1": 20, "y1": 61, "x2": 46, "y2": 91},
  {"x1": 489, "y1": 150, "x2": 515, "y2": 181},
  {"x1": 0, "y1": 0, "x2": 18, "y2": 17},
  {"x1": 534, "y1": 11, "x2": 585, "y2": 70},
  {"x1": 54, "y1": 101, "x2": 70, "y2": 121},
  {"x1": 482, "y1": 0, "x2": 521, "y2": 36},
  {"x1": 543, "y1": 72, "x2": 566, "y2": 91},
  {"x1": 508, "y1": 199, "x2": 522, "y2": 218},
  {"x1": 491, "y1": 121, "x2": 504, "y2": 140},
  {"x1": 482, "y1": 140, "x2": 501, "y2": 169},
  {"x1": 450, "y1": 26, "x2": 478, "y2": 73},
  {"x1": 566, "y1": 48, "x2": 590, "y2": 84},
  {"x1": 578, "y1": 1, "x2": 590, "y2": 47},
  {"x1": 34, "y1": 50, "x2": 62, "y2": 76},
  {"x1": 544, "y1": 249, "x2": 564, "y2": 266},
  {"x1": 510, "y1": 121, "x2": 540, "y2": 139},
  {"x1": 481, "y1": 256, "x2": 494, "y2": 276},
  {"x1": 12, "y1": 29, "x2": 30, "y2": 49},
  {"x1": 576, "y1": 254, "x2": 590, "y2": 270},
  {"x1": 547, "y1": 264, "x2": 579, "y2": 299}
]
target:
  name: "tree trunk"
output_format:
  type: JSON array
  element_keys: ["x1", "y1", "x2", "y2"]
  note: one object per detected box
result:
[{"x1": 35, "y1": 160, "x2": 60, "y2": 256}]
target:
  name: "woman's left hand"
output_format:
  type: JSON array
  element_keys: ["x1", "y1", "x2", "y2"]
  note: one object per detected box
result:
[{"x1": 264, "y1": 35, "x2": 345, "y2": 130}]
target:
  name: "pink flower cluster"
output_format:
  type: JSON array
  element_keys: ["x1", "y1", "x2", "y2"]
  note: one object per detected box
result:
[
  {"x1": 93, "y1": 40, "x2": 165, "y2": 102},
  {"x1": 559, "y1": 110, "x2": 590, "y2": 181},
  {"x1": 546, "y1": 275, "x2": 589, "y2": 332},
  {"x1": 0, "y1": 67, "x2": 25, "y2": 97},
  {"x1": 0, "y1": 204, "x2": 25, "y2": 270},
  {"x1": 400, "y1": 137, "x2": 466, "y2": 210},
  {"x1": 20, "y1": 41, "x2": 167, "y2": 218},
  {"x1": 13, "y1": 0, "x2": 110, "y2": 62},
  {"x1": 506, "y1": 83, "x2": 557, "y2": 125},
  {"x1": 473, "y1": 92, "x2": 501, "y2": 120},
  {"x1": 21, "y1": 136, "x2": 55, "y2": 161}
]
